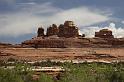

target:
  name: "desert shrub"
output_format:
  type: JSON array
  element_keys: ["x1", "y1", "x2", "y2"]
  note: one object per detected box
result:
[
  {"x1": 0, "y1": 62, "x2": 124, "y2": 82},
  {"x1": 37, "y1": 73, "x2": 54, "y2": 82},
  {"x1": 59, "y1": 62, "x2": 124, "y2": 82},
  {"x1": 0, "y1": 68, "x2": 24, "y2": 82}
]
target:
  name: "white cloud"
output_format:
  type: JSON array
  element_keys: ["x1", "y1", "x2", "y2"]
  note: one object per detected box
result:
[
  {"x1": 0, "y1": 14, "x2": 41, "y2": 37},
  {"x1": 121, "y1": 21, "x2": 124, "y2": 24},
  {"x1": 0, "y1": 2, "x2": 111, "y2": 37},
  {"x1": 53, "y1": 7, "x2": 110, "y2": 26},
  {"x1": 80, "y1": 23, "x2": 124, "y2": 38},
  {"x1": 107, "y1": 23, "x2": 124, "y2": 38}
]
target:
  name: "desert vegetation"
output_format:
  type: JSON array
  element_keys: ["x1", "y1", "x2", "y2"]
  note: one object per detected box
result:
[{"x1": 0, "y1": 61, "x2": 124, "y2": 82}]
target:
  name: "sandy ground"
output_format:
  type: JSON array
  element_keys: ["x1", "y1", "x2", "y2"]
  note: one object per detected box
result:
[{"x1": 0, "y1": 48, "x2": 124, "y2": 62}]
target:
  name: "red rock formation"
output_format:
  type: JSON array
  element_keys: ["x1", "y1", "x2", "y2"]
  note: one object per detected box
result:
[
  {"x1": 95, "y1": 29, "x2": 114, "y2": 38},
  {"x1": 21, "y1": 21, "x2": 124, "y2": 48},
  {"x1": 82, "y1": 34, "x2": 85, "y2": 37},
  {"x1": 37, "y1": 27, "x2": 44, "y2": 37},
  {"x1": 58, "y1": 21, "x2": 79, "y2": 37},
  {"x1": 46, "y1": 24, "x2": 59, "y2": 36},
  {"x1": 64, "y1": 21, "x2": 75, "y2": 27}
]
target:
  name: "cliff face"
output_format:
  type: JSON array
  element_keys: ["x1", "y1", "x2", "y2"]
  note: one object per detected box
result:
[
  {"x1": 37, "y1": 27, "x2": 44, "y2": 37},
  {"x1": 95, "y1": 29, "x2": 114, "y2": 38},
  {"x1": 21, "y1": 21, "x2": 124, "y2": 48},
  {"x1": 58, "y1": 21, "x2": 79, "y2": 38},
  {"x1": 46, "y1": 24, "x2": 59, "y2": 36},
  {"x1": 37, "y1": 21, "x2": 79, "y2": 38}
]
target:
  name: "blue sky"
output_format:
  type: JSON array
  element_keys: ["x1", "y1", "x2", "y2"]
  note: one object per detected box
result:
[{"x1": 0, "y1": 0, "x2": 124, "y2": 43}]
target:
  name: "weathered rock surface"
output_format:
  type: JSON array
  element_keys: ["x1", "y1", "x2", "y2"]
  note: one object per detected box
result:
[
  {"x1": 58, "y1": 21, "x2": 79, "y2": 37},
  {"x1": 21, "y1": 21, "x2": 124, "y2": 48},
  {"x1": 37, "y1": 27, "x2": 44, "y2": 37},
  {"x1": 95, "y1": 29, "x2": 114, "y2": 38},
  {"x1": 46, "y1": 24, "x2": 58, "y2": 36}
]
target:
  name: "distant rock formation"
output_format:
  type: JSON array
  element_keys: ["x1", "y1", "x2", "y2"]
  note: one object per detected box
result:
[
  {"x1": 37, "y1": 27, "x2": 44, "y2": 37},
  {"x1": 37, "y1": 21, "x2": 80, "y2": 38},
  {"x1": 58, "y1": 21, "x2": 79, "y2": 37},
  {"x1": 0, "y1": 42, "x2": 14, "y2": 48},
  {"x1": 21, "y1": 21, "x2": 124, "y2": 48},
  {"x1": 95, "y1": 29, "x2": 114, "y2": 38},
  {"x1": 46, "y1": 24, "x2": 59, "y2": 36}
]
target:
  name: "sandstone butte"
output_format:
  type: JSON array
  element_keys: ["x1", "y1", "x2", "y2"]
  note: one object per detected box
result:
[
  {"x1": 22, "y1": 21, "x2": 124, "y2": 48},
  {"x1": 0, "y1": 21, "x2": 124, "y2": 62}
]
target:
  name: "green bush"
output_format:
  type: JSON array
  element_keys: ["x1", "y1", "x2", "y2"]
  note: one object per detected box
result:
[{"x1": 0, "y1": 62, "x2": 124, "y2": 82}]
